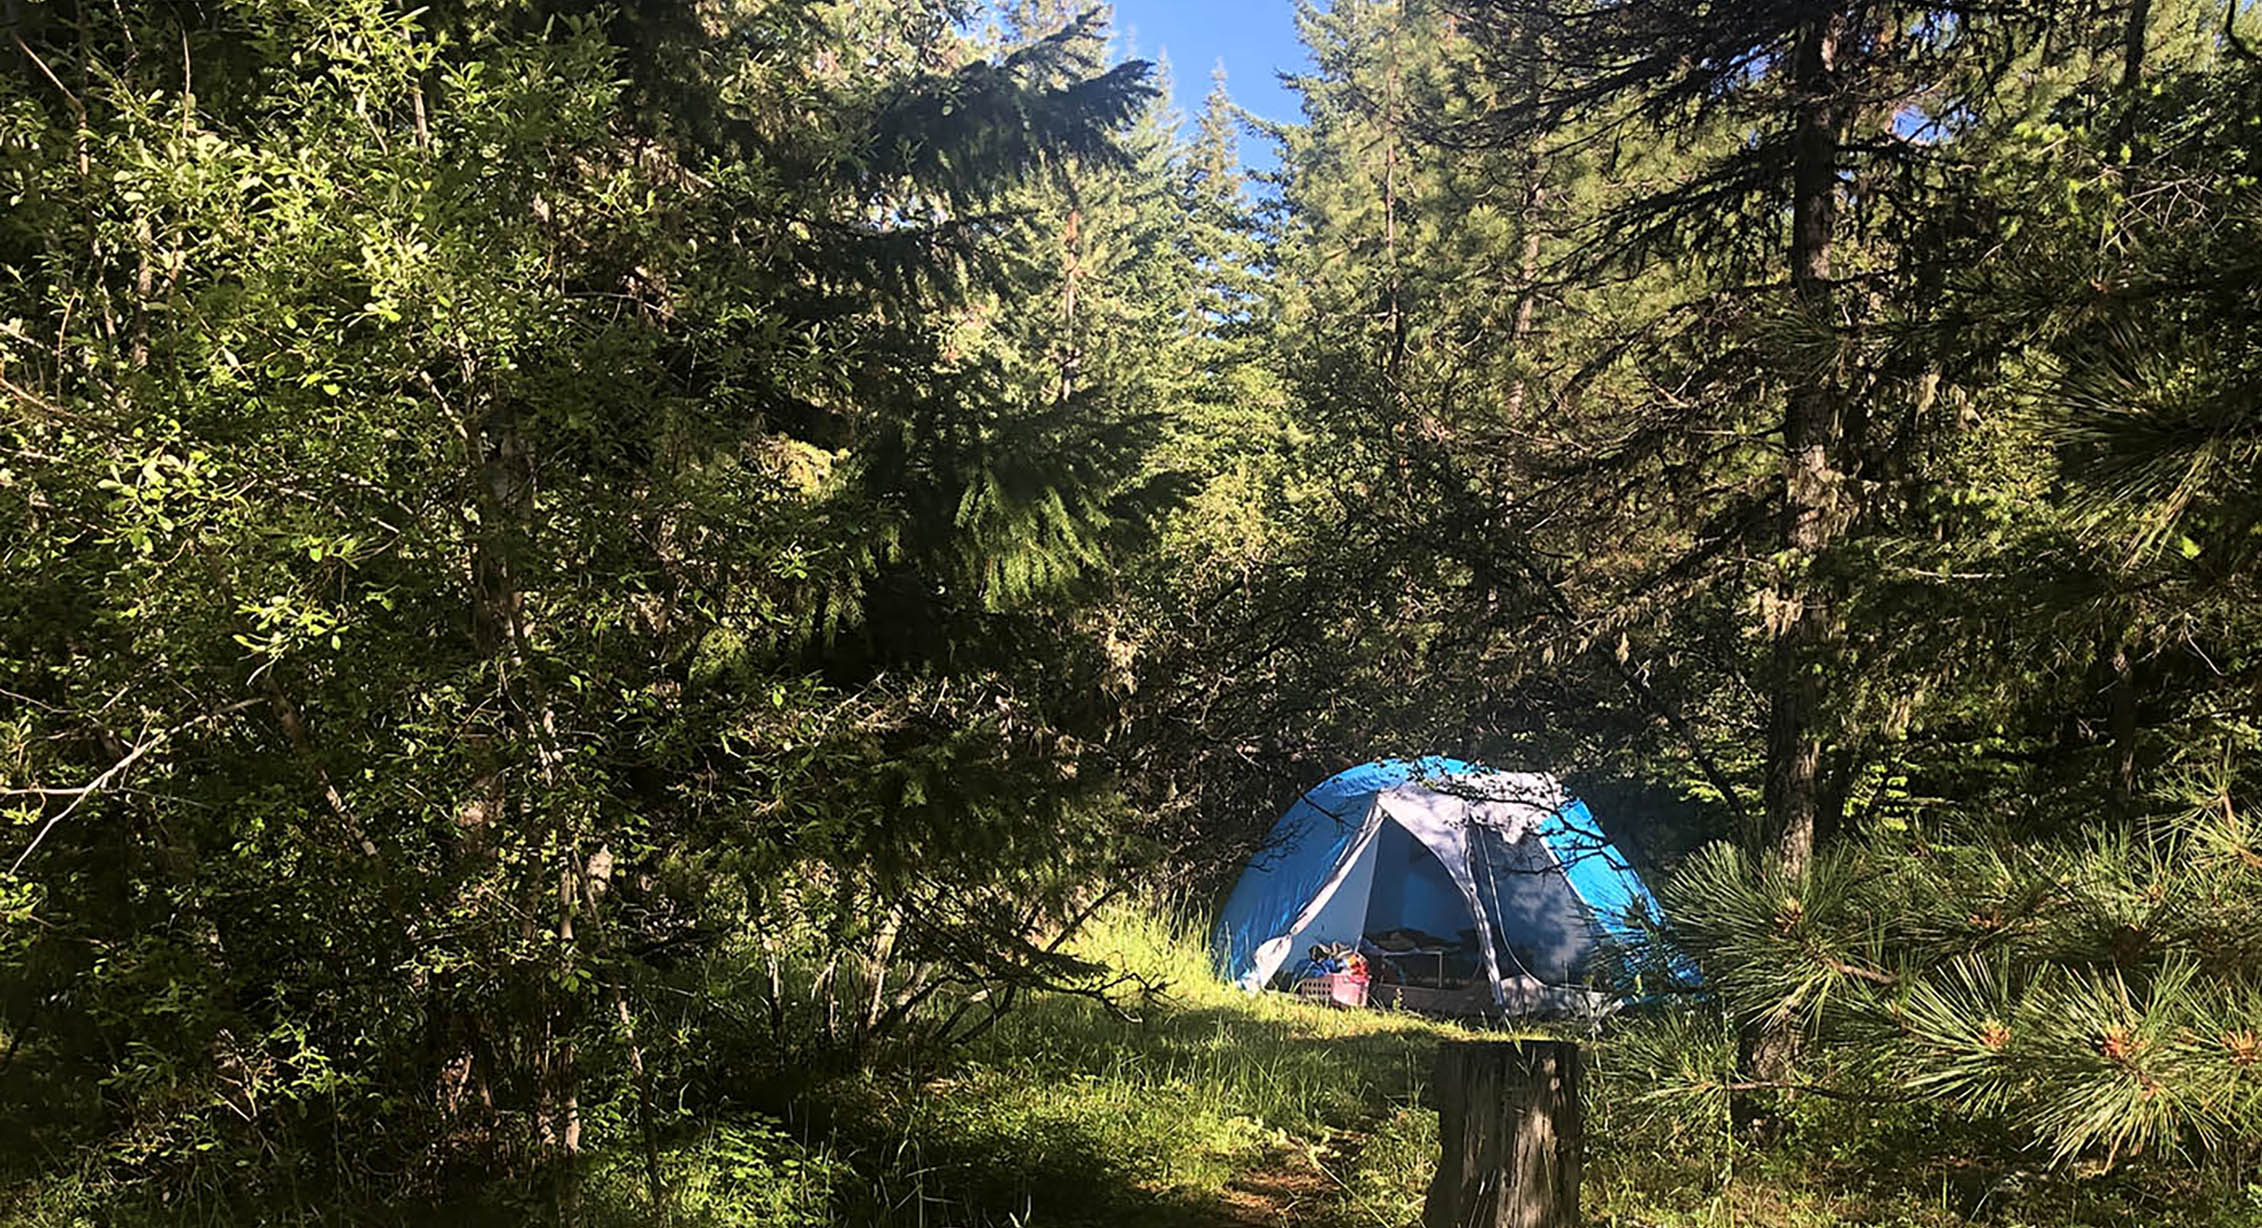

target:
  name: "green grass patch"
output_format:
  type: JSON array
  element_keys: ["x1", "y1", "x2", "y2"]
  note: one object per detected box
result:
[
  {"x1": 25, "y1": 903, "x2": 2254, "y2": 1226},
  {"x1": 787, "y1": 904, "x2": 2262, "y2": 1228},
  {"x1": 804, "y1": 903, "x2": 1475, "y2": 1225}
]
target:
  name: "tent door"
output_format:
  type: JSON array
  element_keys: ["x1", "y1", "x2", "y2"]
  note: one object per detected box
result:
[
  {"x1": 1245, "y1": 802, "x2": 1388, "y2": 987},
  {"x1": 1362, "y1": 807, "x2": 1509, "y2": 1006}
]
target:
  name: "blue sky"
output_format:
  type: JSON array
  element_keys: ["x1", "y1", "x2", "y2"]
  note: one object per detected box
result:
[{"x1": 1110, "y1": 0, "x2": 1310, "y2": 166}]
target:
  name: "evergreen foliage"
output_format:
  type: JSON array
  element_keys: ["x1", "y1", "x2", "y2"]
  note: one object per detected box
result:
[
  {"x1": 0, "y1": 0, "x2": 1187, "y2": 1210},
  {"x1": 1, "y1": 0, "x2": 2259, "y2": 1217},
  {"x1": 1227, "y1": 0, "x2": 2262, "y2": 1187}
]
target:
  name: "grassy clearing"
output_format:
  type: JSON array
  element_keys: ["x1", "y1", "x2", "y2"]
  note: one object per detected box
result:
[
  {"x1": 1, "y1": 905, "x2": 1473, "y2": 1228},
  {"x1": 21, "y1": 903, "x2": 2252, "y2": 1226},
  {"x1": 769, "y1": 904, "x2": 2261, "y2": 1228},
  {"x1": 803, "y1": 904, "x2": 1481, "y2": 1226}
]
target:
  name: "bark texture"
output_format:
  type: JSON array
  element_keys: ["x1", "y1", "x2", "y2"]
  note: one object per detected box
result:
[
  {"x1": 1423, "y1": 1040, "x2": 1583, "y2": 1228},
  {"x1": 1763, "y1": 12, "x2": 1850, "y2": 880}
]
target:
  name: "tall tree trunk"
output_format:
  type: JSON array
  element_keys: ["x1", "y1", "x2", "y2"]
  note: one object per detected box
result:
[
  {"x1": 1762, "y1": 13, "x2": 1848, "y2": 881},
  {"x1": 1743, "y1": 13, "x2": 1850, "y2": 1136},
  {"x1": 1504, "y1": 146, "x2": 1547, "y2": 422},
  {"x1": 2114, "y1": 0, "x2": 2152, "y2": 152},
  {"x1": 1383, "y1": 0, "x2": 1407, "y2": 389},
  {"x1": 550, "y1": 857, "x2": 583, "y2": 1218},
  {"x1": 1058, "y1": 206, "x2": 1082, "y2": 404},
  {"x1": 461, "y1": 374, "x2": 588, "y2": 1208}
]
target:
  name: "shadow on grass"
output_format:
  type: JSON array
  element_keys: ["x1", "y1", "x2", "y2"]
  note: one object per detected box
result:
[{"x1": 796, "y1": 995, "x2": 1473, "y2": 1227}]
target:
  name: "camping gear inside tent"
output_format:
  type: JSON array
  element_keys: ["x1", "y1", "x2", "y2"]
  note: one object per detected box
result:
[{"x1": 1212, "y1": 758, "x2": 1663, "y2": 1017}]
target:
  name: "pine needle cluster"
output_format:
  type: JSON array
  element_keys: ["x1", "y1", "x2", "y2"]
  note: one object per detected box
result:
[{"x1": 1613, "y1": 763, "x2": 2262, "y2": 1165}]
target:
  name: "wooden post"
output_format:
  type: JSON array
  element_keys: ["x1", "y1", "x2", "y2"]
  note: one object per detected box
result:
[{"x1": 1423, "y1": 1039, "x2": 1582, "y2": 1228}]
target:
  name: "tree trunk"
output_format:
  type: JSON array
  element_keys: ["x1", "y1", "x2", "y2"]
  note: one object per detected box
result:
[
  {"x1": 2115, "y1": 0, "x2": 2152, "y2": 152},
  {"x1": 461, "y1": 377, "x2": 588, "y2": 1205},
  {"x1": 1424, "y1": 1040, "x2": 1582, "y2": 1228},
  {"x1": 1731, "y1": 1023, "x2": 1800, "y2": 1142},
  {"x1": 1383, "y1": 0, "x2": 1407, "y2": 389},
  {"x1": 1058, "y1": 206, "x2": 1082, "y2": 404},
  {"x1": 1504, "y1": 146, "x2": 1547, "y2": 422},
  {"x1": 1763, "y1": 12, "x2": 1848, "y2": 881},
  {"x1": 1745, "y1": 13, "x2": 1850, "y2": 1138},
  {"x1": 2110, "y1": 631, "x2": 2138, "y2": 805}
]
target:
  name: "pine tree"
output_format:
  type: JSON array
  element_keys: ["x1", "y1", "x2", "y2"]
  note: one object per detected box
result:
[
  {"x1": 1443, "y1": 0, "x2": 2074, "y2": 873},
  {"x1": 1584, "y1": 3, "x2": 2262, "y2": 1170}
]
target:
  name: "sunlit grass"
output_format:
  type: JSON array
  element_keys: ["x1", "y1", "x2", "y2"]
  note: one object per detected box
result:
[
  {"x1": 38, "y1": 901, "x2": 2231, "y2": 1226},
  {"x1": 819, "y1": 902, "x2": 1473, "y2": 1225},
  {"x1": 805, "y1": 903, "x2": 2259, "y2": 1228}
]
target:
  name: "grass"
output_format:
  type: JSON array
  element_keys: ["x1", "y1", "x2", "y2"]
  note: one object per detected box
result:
[
  {"x1": 15, "y1": 903, "x2": 2259, "y2": 1226},
  {"x1": 760, "y1": 904, "x2": 2262, "y2": 1228},
  {"x1": 0, "y1": 904, "x2": 1474, "y2": 1228},
  {"x1": 798, "y1": 904, "x2": 1483, "y2": 1226}
]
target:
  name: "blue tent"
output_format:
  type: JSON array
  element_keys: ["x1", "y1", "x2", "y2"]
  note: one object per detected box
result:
[{"x1": 1212, "y1": 758, "x2": 1663, "y2": 1015}]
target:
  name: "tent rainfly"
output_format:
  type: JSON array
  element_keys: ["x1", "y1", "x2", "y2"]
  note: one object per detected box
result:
[{"x1": 1212, "y1": 758, "x2": 1663, "y2": 1016}]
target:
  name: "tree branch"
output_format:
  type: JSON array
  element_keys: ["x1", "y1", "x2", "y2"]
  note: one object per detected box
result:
[{"x1": 6, "y1": 699, "x2": 262, "y2": 874}]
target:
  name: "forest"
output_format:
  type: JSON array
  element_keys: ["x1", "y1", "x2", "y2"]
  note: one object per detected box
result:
[{"x1": 1, "y1": 0, "x2": 2259, "y2": 1223}]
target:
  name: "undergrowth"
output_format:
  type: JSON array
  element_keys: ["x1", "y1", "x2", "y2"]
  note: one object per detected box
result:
[
  {"x1": 11, "y1": 903, "x2": 2260, "y2": 1226},
  {"x1": 803, "y1": 903, "x2": 1480, "y2": 1226}
]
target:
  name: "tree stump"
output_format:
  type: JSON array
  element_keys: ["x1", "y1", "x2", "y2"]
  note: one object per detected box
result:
[{"x1": 1422, "y1": 1039, "x2": 1582, "y2": 1228}]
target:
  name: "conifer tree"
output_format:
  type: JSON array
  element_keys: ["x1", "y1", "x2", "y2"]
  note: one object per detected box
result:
[
  {"x1": 1442, "y1": 0, "x2": 2076, "y2": 874},
  {"x1": 0, "y1": 0, "x2": 1168, "y2": 1202}
]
